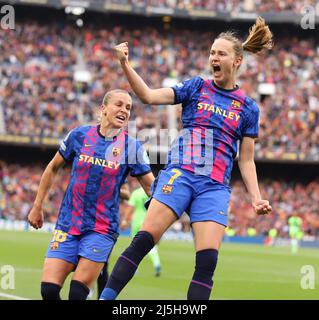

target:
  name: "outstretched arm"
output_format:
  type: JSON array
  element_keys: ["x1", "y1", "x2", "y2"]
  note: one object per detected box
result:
[
  {"x1": 28, "y1": 152, "x2": 66, "y2": 229},
  {"x1": 238, "y1": 137, "x2": 272, "y2": 215},
  {"x1": 114, "y1": 42, "x2": 175, "y2": 105}
]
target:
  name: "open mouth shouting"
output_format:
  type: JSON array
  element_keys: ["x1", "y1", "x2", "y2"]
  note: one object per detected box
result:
[{"x1": 212, "y1": 64, "x2": 222, "y2": 78}]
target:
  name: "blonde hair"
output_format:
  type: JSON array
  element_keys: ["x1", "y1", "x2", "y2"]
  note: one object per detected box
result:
[
  {"x1": 102, "y1": 89, "x2": 131, "y2": 106},
  {"x1": 217, "y1": 17, "x2": 273, "y2": 57}
]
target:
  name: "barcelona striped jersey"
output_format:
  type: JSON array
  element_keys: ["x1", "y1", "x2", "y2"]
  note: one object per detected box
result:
[
  {"x1": 57, "y1": 125, "x2": 151, "y2": 236},
  {"x1": 168, "y1": 76, "x2": 260, "y2": 185}
]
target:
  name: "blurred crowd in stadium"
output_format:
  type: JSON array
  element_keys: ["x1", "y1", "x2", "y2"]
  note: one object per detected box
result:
[
  {"x1": 0, "y1": 10, "x2": 318, "y2": 239},
  {"x1": 1, "y1": 161, "x2": 318, "y2": 238},
  {"x1": 108, "y1": 0, "x2": 315, "y2": 14},
  {"x1": 1, "y1": 20, "x2": 318, "y2": 160}
]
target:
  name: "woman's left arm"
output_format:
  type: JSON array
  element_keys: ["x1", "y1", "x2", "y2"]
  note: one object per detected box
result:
[{"x1": 238, "y1": 137, "x2": 272, "y2": 215}]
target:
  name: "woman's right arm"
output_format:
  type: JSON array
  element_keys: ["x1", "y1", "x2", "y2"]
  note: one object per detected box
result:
[
  {"x1": 28, "y1": 152, "x2": 66, "y2": 229},
  {"x1": 114, "y1": 42, "x2": 175, "y2": 105}
]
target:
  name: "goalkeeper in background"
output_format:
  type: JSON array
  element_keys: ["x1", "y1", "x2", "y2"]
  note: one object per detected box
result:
[
  {"x1": 288, "y1": 213, "x2": 303, "y2": 254},
  {"x1": 121, "y1": 185, "x2": 161, "y2": 277}
]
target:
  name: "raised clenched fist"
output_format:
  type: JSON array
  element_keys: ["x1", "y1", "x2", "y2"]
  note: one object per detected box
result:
[{"x1": 113, "y1": 42, "x2": 129, "y2": 63}]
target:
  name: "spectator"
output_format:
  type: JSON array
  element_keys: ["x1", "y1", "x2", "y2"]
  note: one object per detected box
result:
[
  {"x1": 1, "y1": 20, "x2": 318, "y2": 160},
  {"x1": 1, "y1": 161, "x2": 318, "y2": 238}
]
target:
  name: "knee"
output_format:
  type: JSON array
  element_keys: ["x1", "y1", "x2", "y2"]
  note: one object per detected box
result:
[
  {"x1": 140, "y1": 225, "x2": 160, "y2": 244},
  {"x1": 41, "y1": 282, "x2": 62, "y2": 300},
  {"x1": 124, "y1": 231, "x2": 155, "y2": 263},
  {"x1": 195, "y1": 249, "x2": 218, "y2": 276},
  {"x1": 131, "y1": 231, "x2": 155, "y2": 250},
  {"x1": 69, "y1": 280, "x2": 90, "y2": 300}
]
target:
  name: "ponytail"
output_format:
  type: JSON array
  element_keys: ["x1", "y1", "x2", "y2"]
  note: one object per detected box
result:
[
  {"x1": 217, "y1": 17, "x2": 273, "y2": 58},
  {"x1": 242, "y1": 17, "x2": 273, "y2": 54}
]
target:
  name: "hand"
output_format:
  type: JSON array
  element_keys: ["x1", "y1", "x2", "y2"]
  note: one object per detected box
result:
[
  {"x1": 113, "y1": 42, "x2": 129, "y2": 64},
  {"x1": 28, "y1": 204, "x2": 44, "y2": 229},
  {"x1": 120, "y1": 219, "x2": 129, "y2": 230},
  {"x1": 252, "y1": 200, "x2": 272, "y2": 215}
]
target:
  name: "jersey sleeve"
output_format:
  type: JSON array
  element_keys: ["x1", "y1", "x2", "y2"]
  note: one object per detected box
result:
[
  {"x1": 171, "y1": 76, "x2": 203, "y2": 105},
  {"x1": 59, "y1": 129, "x2": 76, "y2": 162},
  {"x1": 242, "y1": 100, "x2": 260, "y2": 138},
  {"x1": 128, "y1": 140, "x2": 152, "y2": 177}
]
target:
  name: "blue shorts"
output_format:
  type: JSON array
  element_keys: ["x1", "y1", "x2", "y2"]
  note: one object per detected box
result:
[
  {"x1": 46, "y1": 230, "x2": 117, "y2": 265},
  {"x1": 147, "y1": 167, "x2": 231, "y2": 227}
]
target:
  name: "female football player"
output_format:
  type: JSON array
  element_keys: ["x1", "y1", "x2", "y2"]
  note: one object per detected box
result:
[
  {"x1": 100, "y1": 17, "x2": 273, "y2": 300},
  {"x1": 28, "y1": 89, "x2": 154, "y2": 300}
]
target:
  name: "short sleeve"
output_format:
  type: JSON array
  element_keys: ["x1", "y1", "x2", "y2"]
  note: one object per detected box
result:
[
  {"x1": 242, "y1": 100, "x2": 260, "y2": 138},
  {"x1": 59, "y1": 129, "x2": 76, "y2": 162},
  {"x1": 128, "y1": 140, "x2": 152, "y2": 177},
  {"x1": 171, "y1": 76, "x2": 203, "y2": 105}
]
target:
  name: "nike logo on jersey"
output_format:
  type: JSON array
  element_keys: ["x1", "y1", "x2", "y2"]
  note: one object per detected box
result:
[{"x1": 84, "y1": 144, "x2": 93, "y2": 147}]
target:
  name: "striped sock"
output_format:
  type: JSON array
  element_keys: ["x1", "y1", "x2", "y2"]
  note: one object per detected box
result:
[
  {"x1": 187, "y1": 249, "x2": 218, "y2": 300},
  {"x1": 99, "y1": 231, "x2": 154, "y2": 300}
]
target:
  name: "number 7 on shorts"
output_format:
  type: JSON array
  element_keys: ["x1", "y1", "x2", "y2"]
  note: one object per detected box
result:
[{"x1": 168, "y1": 168, "x2": 182, "y2": 185}]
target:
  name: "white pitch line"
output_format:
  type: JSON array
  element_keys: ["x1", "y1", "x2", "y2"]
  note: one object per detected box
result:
[{"x1": 0, "y1": 292, "x2": 30, "y2": 300}]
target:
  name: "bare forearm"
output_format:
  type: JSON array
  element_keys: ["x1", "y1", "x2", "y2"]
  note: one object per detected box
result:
[
  {"x1": 120, "y1": 60, "x2": 152, "y2": 104},
  {"x1": 238, "y1": 160, "x2": 261, "y2": 203},
  {"x1": 137, "y1": 172, "x2": 154, "y2": 197},
  {"x1": 141, "y1": 181, "x2": 152, "y2": 197}
]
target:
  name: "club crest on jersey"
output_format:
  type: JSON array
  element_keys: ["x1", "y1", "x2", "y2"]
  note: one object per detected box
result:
[
  {"x1": 231, "y1": 100, "x2": 241, "y2": 108},
  {"x1": 112, "y1": 147, "x2": 121, "y2": 157},
  {"x1": 162, "y1": 184, "x2": 173, "y2": 194},
  {"x1": 51, "y1": 241, "x2": 59, "y2": 250}
]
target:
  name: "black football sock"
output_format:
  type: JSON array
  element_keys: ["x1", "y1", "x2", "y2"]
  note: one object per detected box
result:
[
  {"x1": 99, "y1": 231, "x2": 154, "y2": 300},
  {"x1": 187, "y1": 249, "x2": 218, "y2": 300}
]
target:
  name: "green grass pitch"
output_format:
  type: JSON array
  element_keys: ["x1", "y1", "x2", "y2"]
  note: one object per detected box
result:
[{"x1": 0, "y1": 230, "x2": 318, "y2": 300}]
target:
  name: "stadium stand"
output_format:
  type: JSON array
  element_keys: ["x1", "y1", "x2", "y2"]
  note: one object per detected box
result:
[
  {"x1": 0, "y1": 2, "x2": 318, "y2": 240},
  {"x1": 1, "y1": 161, "x2": 318, "y2": 237},
  {"x1": 1, "y1": 18, "x2": 318, "y2": 159}
]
